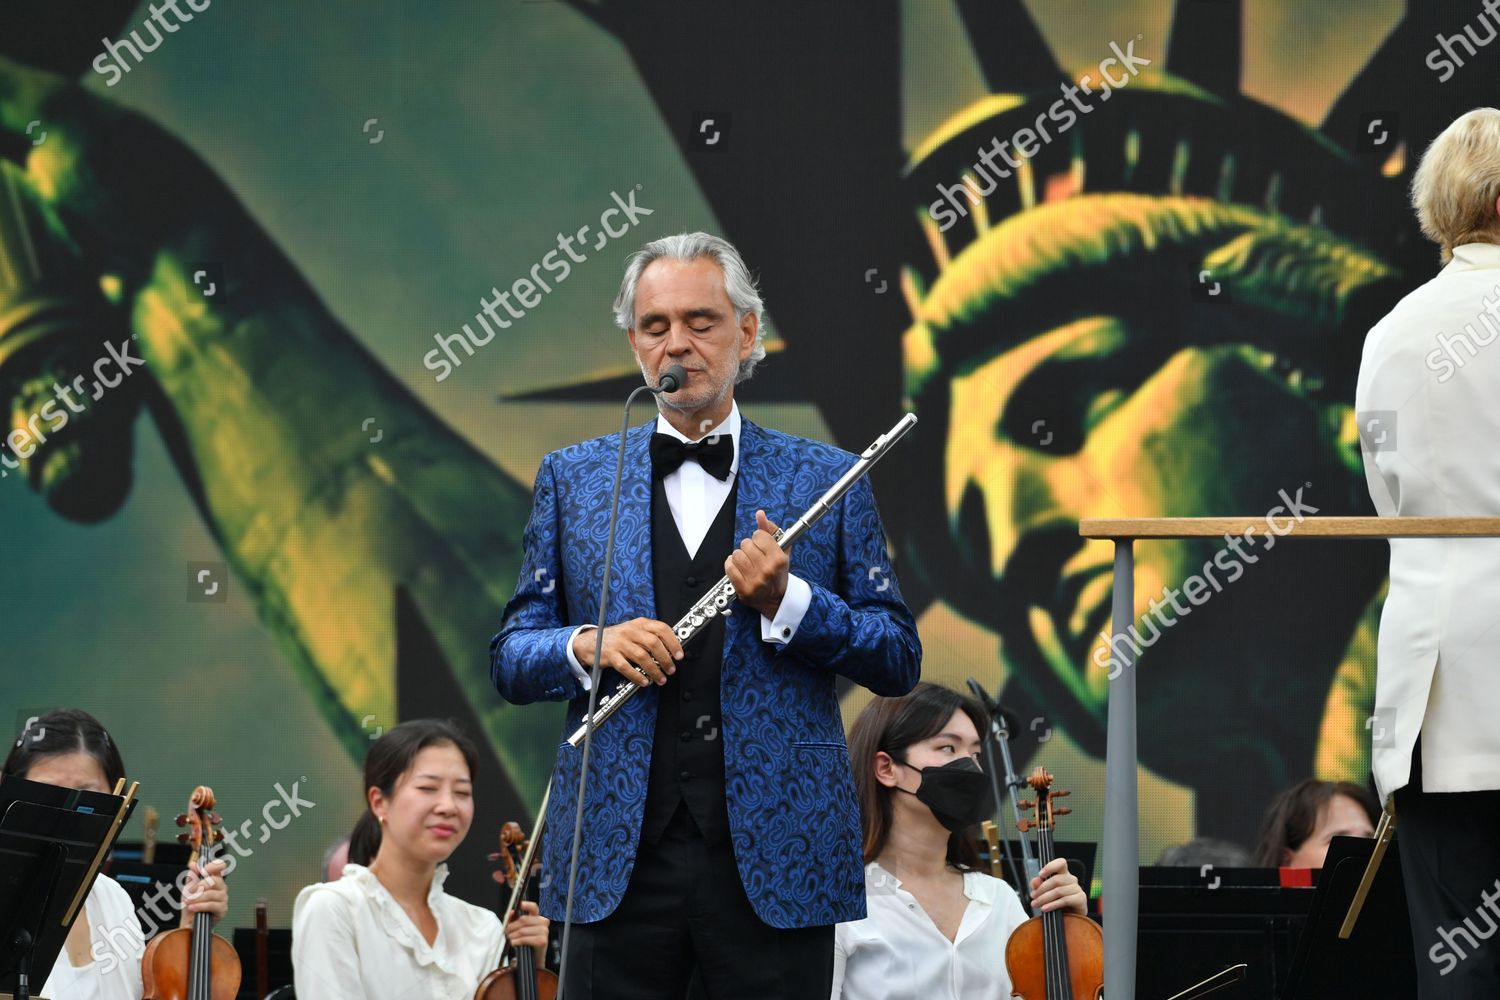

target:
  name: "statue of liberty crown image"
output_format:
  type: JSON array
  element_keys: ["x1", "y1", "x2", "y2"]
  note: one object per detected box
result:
[{"x1": 886, "y1": 0, "x2": 1416, "y2": 834}]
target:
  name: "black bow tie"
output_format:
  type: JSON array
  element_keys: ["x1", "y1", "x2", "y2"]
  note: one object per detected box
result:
[{"x1": 650, "y1": 431, "x2": 734, "y2": 481}]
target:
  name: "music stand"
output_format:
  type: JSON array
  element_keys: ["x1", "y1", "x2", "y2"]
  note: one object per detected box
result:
[
  {"x1": 0, "y1": 775, "x2": 138, "y2": 1000},
  {"x1": 231, "y1": 926, "x2": 293, "y2": 998},
  {"x1": 1280, "y1": 835, "x2": 1416, "y2": 999},
  {"x1": 105, "y1": 859, "x2": 186, "y2": 935},
  {"x1": 1140, "y1": 866, "x2": 1314, "y2": 999},
  {"x1": 110, "y1": 839, "x2": 191, "y2": 867},
  {"x1": 977, "y1": 836, "x2": 1097, "y2": 900}
]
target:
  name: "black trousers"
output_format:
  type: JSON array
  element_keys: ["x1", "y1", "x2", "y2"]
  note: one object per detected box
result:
[
  {"x1": 1394, "y1": 739, "x2": 1500, "y2": 998},
  {"x1": 559, "y1": 801, "x2": 834, "y2": 1000}
]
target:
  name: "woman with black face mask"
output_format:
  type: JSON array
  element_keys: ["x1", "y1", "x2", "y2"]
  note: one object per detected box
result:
[{"x1": 832, "y1": 682, "x2": 1087, "y2": 999}]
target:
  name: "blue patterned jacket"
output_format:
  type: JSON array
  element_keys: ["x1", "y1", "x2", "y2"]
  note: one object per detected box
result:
[{"x1": 490, "y1": 416, "x2": 921, "y2": 928}]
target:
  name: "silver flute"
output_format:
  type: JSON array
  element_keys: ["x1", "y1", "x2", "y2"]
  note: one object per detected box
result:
[{"x1": 566, "y1": 411, "x2": 917, "y2": 747}]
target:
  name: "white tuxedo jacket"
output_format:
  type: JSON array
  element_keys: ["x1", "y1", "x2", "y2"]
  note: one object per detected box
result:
[{"x1": 1357, "y1": 242, "x2": 1500, "y2": 799}]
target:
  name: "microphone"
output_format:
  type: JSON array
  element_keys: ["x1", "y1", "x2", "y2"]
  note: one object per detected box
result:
[{"x1": 654, "y1": 364, "x2": 687, "y2": 394}]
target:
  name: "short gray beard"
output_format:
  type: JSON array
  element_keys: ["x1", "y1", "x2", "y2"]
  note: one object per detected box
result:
[{"x1": 640, "y1": 360, "x2": 734, "y2": 417}]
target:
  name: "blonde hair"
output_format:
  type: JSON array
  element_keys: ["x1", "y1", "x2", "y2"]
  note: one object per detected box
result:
[{"x1": 1411, "y1": 108, "x2": 1500, "y2": 263}]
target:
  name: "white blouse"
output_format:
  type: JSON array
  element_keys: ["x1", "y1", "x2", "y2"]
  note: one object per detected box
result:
[
  {"x1": 40, "y1": 873, "x2": 146, "y2": 1000},
  {"x1": 833, "y1": 862, "x2": 1029, "y2": 1000},
  {"x1": 292, "y1": 863, "x2": 505, "y2": 1000}
]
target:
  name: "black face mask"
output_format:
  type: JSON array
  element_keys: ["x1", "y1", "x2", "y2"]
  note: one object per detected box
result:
[{"x1": 894, "y1": 755, "x2": 996, "y2": 832}]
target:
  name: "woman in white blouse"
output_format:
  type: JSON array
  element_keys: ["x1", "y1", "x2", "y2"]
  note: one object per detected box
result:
[
  {"x1": 833, "y1": 683, "x2": 1089, "y2": 1000},
  {"x1": 293, "y1": 719, "x2": 549, "y2": 1000},
  {"x1": 2, "y1": 708, "x2": 229, "y2": 1000}
]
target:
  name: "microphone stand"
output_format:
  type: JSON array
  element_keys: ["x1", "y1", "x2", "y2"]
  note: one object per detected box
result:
[
  {"x1": 968, "y1": 678, "x2": 1038, "y2": 908},
  {"x1": 991, "y1": 706, "x2": 1040, "y2": 886},
  {"x1": 555, "y1": 365, "x2": 684, "y2": 999},
  {"x1": 979, "y1": 728, "x2": 1026, "y2": 900}
]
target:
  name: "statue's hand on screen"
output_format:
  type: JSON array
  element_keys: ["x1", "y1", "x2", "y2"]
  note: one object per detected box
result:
[{"x1": 0, "y1": 53, "x2": 317, "y2": 317}]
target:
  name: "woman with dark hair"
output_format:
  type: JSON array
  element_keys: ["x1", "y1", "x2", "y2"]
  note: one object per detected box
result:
[
  {"x1": 292, "y1": 718, "x2": 549, "y2": 999},
  {"x1": 3, "y1": 708, "x2": 229, "y2": 1000},
  {"x1": 1250, "y1": 779, "x2": 1378, "y2": 869},
  {"x1": 833, "y1": 682, "x2": 1087, "y2": 999},
  {"x1": 347, "y1": 807, "x2": 381, "y2": 867}
]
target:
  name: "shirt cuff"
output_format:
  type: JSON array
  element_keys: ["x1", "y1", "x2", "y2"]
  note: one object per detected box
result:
[
  {"x1": 761, "y1": 573, "x2": 811, "y2": 646},
  {"x1": 566, "y1": 624, "x2": 597, "y2": 692}
]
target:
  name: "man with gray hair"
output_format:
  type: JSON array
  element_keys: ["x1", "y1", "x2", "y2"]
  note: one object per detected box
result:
[
  {"x1": 1357, "y1": 108, "x2": 1500, "y2": 997},
  {"x1": 492, "y1": 232, "x2": 921, "y2": 998}
]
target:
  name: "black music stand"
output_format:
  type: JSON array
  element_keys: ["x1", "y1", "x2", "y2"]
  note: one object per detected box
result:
[
  {"x1": 110, "y1": 839, "x2": 191, "y2": 867},
  {"x1": 106, "y1": 859, "x2": 187, "y2": 935},
  {"x1": 1140, "y1": 866, "x2": 1314, "y2": 999},
  {"x1": 1280, "y1": 834, "x2": 1416, "y2": 999},
  {"x1": 977, "y1": 837, "x2": 1097, "y2": 900},
  {"x1": 0, "y1": 775, "x2": 136, "y2": 1000},
  {"x1": 231, "y1": 926, "x2": 293, "y2": 999}
]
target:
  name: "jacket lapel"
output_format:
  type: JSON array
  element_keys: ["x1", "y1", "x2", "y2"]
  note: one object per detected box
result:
[
  {"x1": 731, "y1": 418, "x2": 789, "y2": 627},
  {"x1": 601, "y1": 419, "x2": 657, "y2": 623}
]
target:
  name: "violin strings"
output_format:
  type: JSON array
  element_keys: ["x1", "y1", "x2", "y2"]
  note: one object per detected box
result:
[
  {"x1": 1041, "y1": 822, "x2": 1072, "y2": 1000},
  {"x1": 196, "y1": 911, "x2": 206, "y2": 1000},
  {"x1": 1041, "y1": 818, "x2": 1055, "y2": 999},
  {"x1": 1044, "y1": 821, "x2": 1056, "y2": 1000},
  {"x1": 191, "y1": 826, "x2": 214, "y2": 1000}
]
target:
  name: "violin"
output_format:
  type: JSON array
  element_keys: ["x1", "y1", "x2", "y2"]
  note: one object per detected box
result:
[
  {"x1": 1004, "y1": 768, "x2": 1104, "y2": 1000},
  {"x1": 141, "y1": 786, "x2": 242, "y2": 1000},
  {"x1": 474, "y1": 821, "x2": 557, "y2": 1000}
]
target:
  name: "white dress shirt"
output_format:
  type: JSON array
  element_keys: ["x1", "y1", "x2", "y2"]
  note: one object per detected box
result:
[
  {"x1": 565, "y1": 401, "x2": 812, "y2": 689},
  {"x1": 40, "y1": 874, "x2": 145, "y2": 1000},
  {"x1": 292, "y1": 863, "x2": 504, "y2": 1000},
  {"x1": 1358, "y1": 241, "x2": 1500, "y2": 797},
  {"x1": 832, "y1": 862, "x2": 1029, "y2": 1000}
]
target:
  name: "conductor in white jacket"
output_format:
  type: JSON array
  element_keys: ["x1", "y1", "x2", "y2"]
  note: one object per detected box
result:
[{"x1": 1356, "y1": 107, "x2": 1500, "y2": 998}]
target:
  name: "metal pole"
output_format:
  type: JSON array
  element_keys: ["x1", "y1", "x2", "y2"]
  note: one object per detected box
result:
[
  {"x1": 989, "y1": 710, "x2": 1039, "y2": 887},
  {"x1": 1103, "y1": 539, "x2": 1138, "y2": 998},
  {"x1": 980, "y1": 715, "x2": 1032, "y2": 903}
]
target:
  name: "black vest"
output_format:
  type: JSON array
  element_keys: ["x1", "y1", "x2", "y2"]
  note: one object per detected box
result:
[{"x1": 640, "y1": 474, "x2": 737, "y2": 846}]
